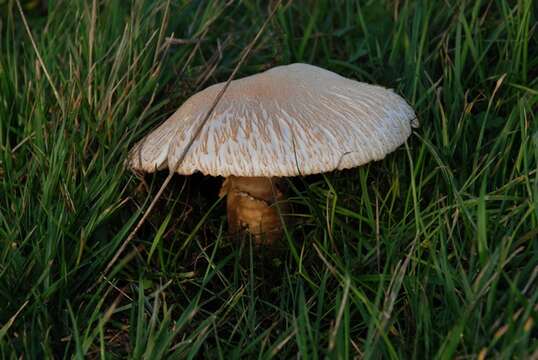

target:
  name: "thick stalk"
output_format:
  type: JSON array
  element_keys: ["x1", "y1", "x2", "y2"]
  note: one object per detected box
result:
[{"x1": 219, "y1": 176, "x2": 287, "y2": 244}]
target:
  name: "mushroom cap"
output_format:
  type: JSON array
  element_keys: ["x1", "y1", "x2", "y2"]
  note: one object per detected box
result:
[{"x1": 128, "y1": 63, "x2": 417, "y2": 177}]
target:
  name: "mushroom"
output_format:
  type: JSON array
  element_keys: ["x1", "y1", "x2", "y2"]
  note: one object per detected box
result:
[{"x1": 128, "y1": 63, "x2": 417, "y2": 244}]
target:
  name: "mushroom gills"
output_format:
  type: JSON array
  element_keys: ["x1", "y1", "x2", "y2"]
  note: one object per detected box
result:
[{"x1": 219, "y1": 176, "x2": 288, "y2": 244}]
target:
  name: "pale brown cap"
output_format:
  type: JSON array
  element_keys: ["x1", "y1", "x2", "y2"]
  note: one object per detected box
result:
[{"x1": 128, "y1": 63, "x2": 417, "y2": 177}]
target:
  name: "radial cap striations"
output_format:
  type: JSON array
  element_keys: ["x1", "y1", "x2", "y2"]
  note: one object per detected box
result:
[{"x1": 128, "y1": 63, "x2": 417, "y2": 177}]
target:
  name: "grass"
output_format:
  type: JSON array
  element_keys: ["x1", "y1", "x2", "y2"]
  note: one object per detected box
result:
[{"x1": 0, "y1": 0, "x2": 537, "y2": 358}]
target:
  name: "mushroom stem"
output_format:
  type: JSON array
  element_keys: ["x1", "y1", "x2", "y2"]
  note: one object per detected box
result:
[{"x1": 219, "y1": 176, "x2": 287, "y2": 244}]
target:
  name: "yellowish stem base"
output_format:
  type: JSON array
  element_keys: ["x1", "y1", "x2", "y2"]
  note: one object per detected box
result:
[{"x1": 219, "y1": 176, "x2": 287, "y2": 245}]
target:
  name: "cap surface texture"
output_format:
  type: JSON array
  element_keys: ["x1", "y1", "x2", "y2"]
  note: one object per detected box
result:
[{"x1": 129, "y1": 63, "x2": 416, "y2": 177}]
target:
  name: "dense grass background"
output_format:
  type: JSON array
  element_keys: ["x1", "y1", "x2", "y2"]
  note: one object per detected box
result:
[{"x1": 1, "y1": 0, "x2": 537, "y2": 358}]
